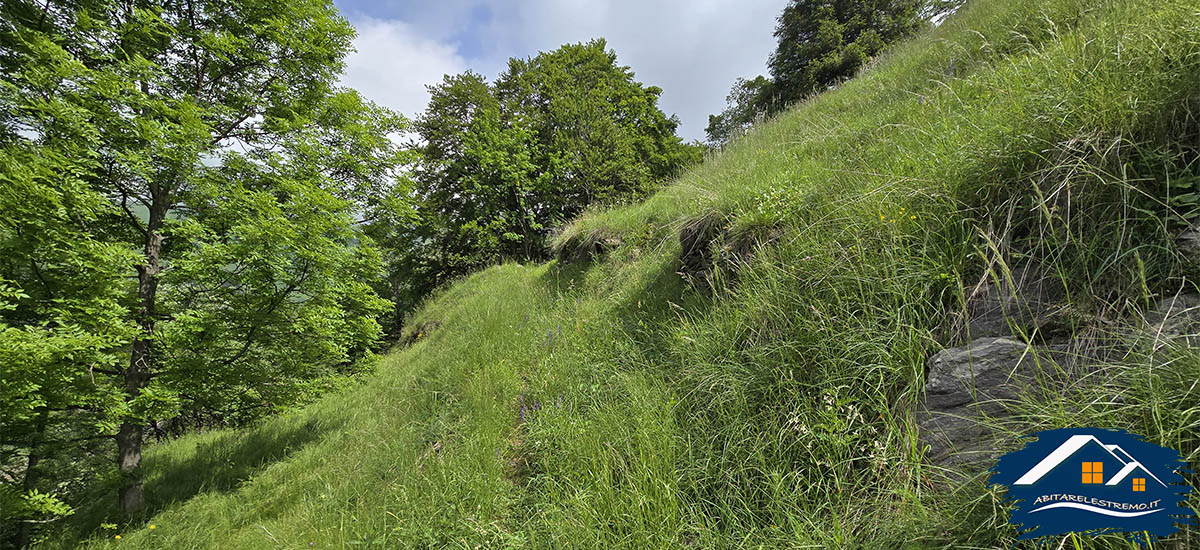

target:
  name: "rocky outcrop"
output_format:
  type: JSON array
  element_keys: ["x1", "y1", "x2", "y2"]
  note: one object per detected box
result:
[
  {"x1": 947, "y1": 262, "x2": 1067, "y2": 344},
  {"x1": 916, "y1": 337, "x2": 1074, "y2": 480},
  {"x1": 918, "y1": 292, "x2": 1200, "y2": 482},
  {"x1": 1145, "y1": 292, "x2": 1200, "y2": 348},
  {"x1": 1175, "y1": 225, "x2": 1200, "y2": 264},
  {"x1": 553, "y1": 229, "x2": 622, "y2": 264},
  {"x1": 677, "y1": 213, "x2": 782, "y2": 292},
  {"x1": 678, "y1": 213, "x2": 723, "y2": 292}
]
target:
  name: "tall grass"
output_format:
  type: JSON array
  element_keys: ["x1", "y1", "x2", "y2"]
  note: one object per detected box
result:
[{"x1": 44, "y1": 0, "x2": 1200, "y2": 548}]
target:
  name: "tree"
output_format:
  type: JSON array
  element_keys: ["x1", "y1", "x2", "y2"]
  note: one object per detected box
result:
[
  {"x1": 769, "y1": 0, "x2": 924, "y2": 103},
  {"x1": 388, "y1": 40, "x2": 702, "y2": 312},
  {"x1": 0, "y1": 141, "x2": 133, "y2": 544},
  {"x1": 705, "y1": 76, "x2": 777, "y2": 146},
  {"x1": 496, "y1": 40, "x2": 700, "y2": 216},
  {"x1": 0, "y1": 0, "x2": 401, "y2": 528},
  {"x1": 705, "y1": 0, "x2": 948, "y2": 145}
]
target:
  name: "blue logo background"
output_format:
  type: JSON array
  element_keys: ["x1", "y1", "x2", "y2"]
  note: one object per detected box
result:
[{"x1": 989, "y1": 427, "x2": 1194, "y2": 541}]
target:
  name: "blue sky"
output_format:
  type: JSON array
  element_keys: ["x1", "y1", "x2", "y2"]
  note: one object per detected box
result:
[{"x1": 332, "y1": 0, "x2": 789, "y2": 141}]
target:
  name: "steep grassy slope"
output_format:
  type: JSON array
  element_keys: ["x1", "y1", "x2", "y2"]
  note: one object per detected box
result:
[{"x1": 47, "y1": 0, "x2": 1200, "y2": 547}]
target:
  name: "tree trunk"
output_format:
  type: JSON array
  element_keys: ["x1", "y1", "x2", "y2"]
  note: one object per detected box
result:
[
  {"x1": 14, "y1": 411, "x2": 47, "y2": 549},
  {"x1": 117, "y1": 208, "x2": 164, "y2": 516}
]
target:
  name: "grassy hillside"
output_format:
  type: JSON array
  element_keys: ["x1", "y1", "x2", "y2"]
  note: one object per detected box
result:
[{"x1": 48, "y1": 0, "x2": 1200, "y2": 547}]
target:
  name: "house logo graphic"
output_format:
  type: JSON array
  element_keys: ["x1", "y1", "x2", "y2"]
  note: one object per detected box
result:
[{"x1": 989, "y1": 427, "x2": 1194, "y2": 541}]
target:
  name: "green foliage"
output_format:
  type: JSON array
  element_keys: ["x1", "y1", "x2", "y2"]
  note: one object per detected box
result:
[
  {"x1": 769, "y1": 0, "x2": 926, "y2": 103},
  {"x1": 0, "y1": 486, "x2": 74, "y2": 523},
  {"x1": 706, "y1": 0, "x2": 946, "y2": 145},
  {"x1": 160, "y1": 145, "x2": 394, "y2": 423},
  {"x1": 704, "y1": 75, "x2": 777, "y2": 146},
  {"x1": 43, "y1": 0, "x2": 1200, "y2": 548},
  {"x1": 0, "y1": 82, "x2": 138, "y2": 537},
  {"x1": 386, "y1": 40, "x2": 702, "y2": 312},
  {"x1": 0, "y1": 0, "x2": 404, "y2": 539}
]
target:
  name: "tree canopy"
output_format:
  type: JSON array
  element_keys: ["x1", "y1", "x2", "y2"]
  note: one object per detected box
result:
[
  {"x1": 0, "y1": 0, "x2": 404, "y2": 537},
  {"x1": 770, "y1": 0, "x2": 925, "y2": 104},
  {"x1": 705, "y1": 0, "x2": 960, "y2": 145},
  {"x1": 704, "y1": 75, "x2": 777, "y2": 145},
  {"x1": 380, "y1": 39, "x2": 702, "y2": 313}
]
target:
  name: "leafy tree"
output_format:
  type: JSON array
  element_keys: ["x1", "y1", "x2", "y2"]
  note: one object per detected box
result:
[
  {"x1": 705, "y1": 75, "x2": 777, "y2": 146},
  {"x1": 706, "y1": 0, "x2": 960, "y2": 145},
  {"x1": 0, "y1": 0, "x2": 402, "y2": 531},
  {"x1": 387, "y1": 40, "x2": 702, "y2": 312},
  {"x1": 362, "y1": 72, "x2": 504, "y2": 316},
  {"x1": 769, "y1": 0, "x2": 925, "y2": 104},
  {"x1": 496, "y1": 40, "x2": 700, "y2": 215}
]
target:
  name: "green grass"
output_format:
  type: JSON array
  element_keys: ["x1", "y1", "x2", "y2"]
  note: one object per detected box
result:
[{"x1": 43, "y1": 0, "x2": 1200, "y2": 547}]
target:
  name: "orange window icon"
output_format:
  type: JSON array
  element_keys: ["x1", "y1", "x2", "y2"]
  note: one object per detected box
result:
[
  {"x1": 1081, "y1": 461, "x2": 1103, "y2": 484},
  {"x1": 1133, "y1": 478, "x2": 1146, "y2": 492}
]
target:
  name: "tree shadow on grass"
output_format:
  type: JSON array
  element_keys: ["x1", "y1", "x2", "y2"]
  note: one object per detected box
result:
[
  {"x1": 536, "y1": 258, "x2": 591, "y2": 294},
  {"x1": 144, "y1": 413, "x2": 343, "y2": 506},
  {"x1": 54, "y1": 410, "x2": 343, "y2": 546},
  {"x1": 538, "y1": 252, "x2": 715, "y2": 369}
]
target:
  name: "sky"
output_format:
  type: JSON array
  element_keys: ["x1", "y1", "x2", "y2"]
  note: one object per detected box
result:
[{"x1": 332, "y1": 0, "x2": 789, "y2": 142}]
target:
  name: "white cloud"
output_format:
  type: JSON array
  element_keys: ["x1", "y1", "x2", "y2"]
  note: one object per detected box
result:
[
  {"x1": 476, "y1": 0, "x2": 787, "y2": 141},
  {"x1": 340, "y1": 17, "x2": 468, "y2": 120},
  {"x1": 337, "y1": 1, "x2": 789, "y2": 141}
]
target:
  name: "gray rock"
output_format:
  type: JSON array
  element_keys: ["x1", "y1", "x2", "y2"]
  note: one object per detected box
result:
[
  {"x1": 1176, "y1": 226, "x2": 1200, "y2": 264},
  {"x1": 919, "y1": 293, "x2": 1200, "y2": 484},
  {"x1": 1145, "y1": 292, "x2": 1200, "y2": 348},
  {"x1": 923, "y1": 338, "x2": 1031, "y2": 409},
  {"x1": 948, "y1": 263, "x2": 1066, "y2": 343},
  {"x1": 678, "y1": 213, "x2": 723, "y2": 291},
  {"x1": 916, "y1": 337, "x2": 1069, "y2": 479}
]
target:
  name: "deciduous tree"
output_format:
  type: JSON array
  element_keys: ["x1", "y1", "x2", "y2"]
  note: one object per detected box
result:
[
  {"x1": 0, "y1": 0, "x2": 401, "y2": 531},
  {"x1": 388, "y1": 40, "x2": 702, "y2": 311},
  {"x1": 769, "y1": 0, "x2": 925, "y2": 104},
  {"x1": 706, "y1": 0, "x2": 956, "y2": 145}
]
